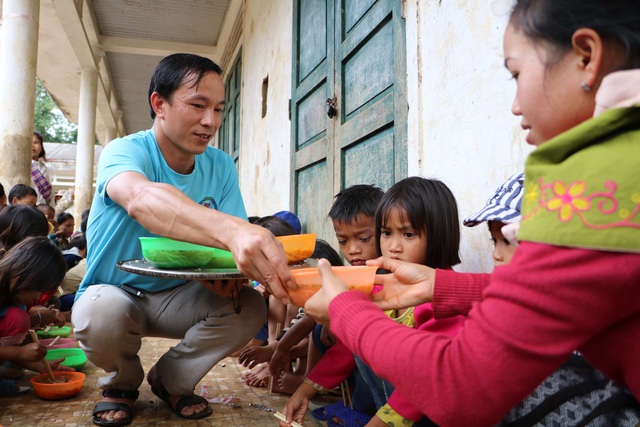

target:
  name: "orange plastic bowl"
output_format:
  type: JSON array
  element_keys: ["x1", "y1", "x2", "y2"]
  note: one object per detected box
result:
[
  {"x1": 30, "y1": 371, "x2": 85, "y2": 400},
  {"x1": 288, "y1": 266, "x2": 377, "y2": 307},
  {"x1": 277, "y1": 234, "x2": 316, "y2": 263}
]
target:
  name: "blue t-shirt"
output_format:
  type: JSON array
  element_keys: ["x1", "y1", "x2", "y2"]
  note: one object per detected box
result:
[{"x1": 76, "y1": 129, "x2": 247, "y2": 300}]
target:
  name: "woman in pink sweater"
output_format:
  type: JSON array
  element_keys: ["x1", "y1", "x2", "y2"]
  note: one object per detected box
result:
[{"x1": 280, "y1": 0, "x2": 640, "y2": 426}]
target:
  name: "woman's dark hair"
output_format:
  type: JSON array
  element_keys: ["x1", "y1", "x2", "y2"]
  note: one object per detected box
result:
[
  {"x1": 0, "y1": 237, "x2": 66, "y2": 307},
  {"x1": 254, "y1": 215, "x2": 298, "y2": 237},
  {"x1": 510, "y1": 0, "x2": 640, "y2": 69},
  {"x1": 56, "y1": 212, "x2": 74, "y2": 226},
  {"x1": 311, "y1": 239, "x2": 343, "y2": 267},
  {"x1": 148, "y1": 53, "x2": 223, "y2": 120},
  {"x1": 375, "y1": 177, "x2": 461, "y2": 269},
  {"x1": 8, "y1": 184, "x2": 37, "y2": 203},
  {"x1": 0, "y1": 205, "x2": 49, "y2": 250},
  {"x1": 0, "y1": 183, "x2": 5, "y2": 199},
  {"x1": 33, "y1": 131, "x2": 46, "y2": 160},
  {"x1": 328, "y1": 184, "x2": 385, "y2": 224}
]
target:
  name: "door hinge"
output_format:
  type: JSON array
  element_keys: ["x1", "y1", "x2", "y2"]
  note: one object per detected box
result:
[{"x1": 401, "y1": 0, "x2": 407, "y2": 19}]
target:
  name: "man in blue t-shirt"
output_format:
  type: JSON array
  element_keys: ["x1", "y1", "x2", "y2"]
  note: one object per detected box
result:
[{"x1": 73, "y1": 53, "x2": 293, "y2": 426}]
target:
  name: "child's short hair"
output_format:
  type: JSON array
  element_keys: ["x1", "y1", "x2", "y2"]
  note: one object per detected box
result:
[
  {"x1": 328, "y1": 184, "x2": 384, "y2": 224},
  {"x1": 376, "y1": 177, "x2": 461, "y2": 269},
  {"x1": 311, "y1": 239, "x2": 343, "y2": 267},
  {"x1": 463, "y1": 172, "x2": 524, "y2": 227},
  {"x1": 8, "y1": 184, "x2": 37, "y2": 203},
  {"x1": 56, "y1": 212, "x2": 74, "y2": 226},
  {"x1": 0, "y1": 204, "x2": 49, "y2": 250},
  {"x1": 68, "y1": 233, "x2": 87, "y2": 251},
  {"x1": 254, "y1": 215, "x2": 298, "y2": 237},
  {"x1": 36, "y1": 203, "x2": 54, "y2": 215}
]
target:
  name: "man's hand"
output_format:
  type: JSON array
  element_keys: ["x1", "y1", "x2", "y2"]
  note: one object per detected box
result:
[
  {"x1": 227, "y1": 223, "x2": 293, "y2": 304},
  {"x1": 367, "y1": 257, "x2": 436, "y2": 310}
]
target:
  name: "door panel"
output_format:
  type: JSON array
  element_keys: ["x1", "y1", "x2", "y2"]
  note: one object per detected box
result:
[
  {"x1": 343, "y1": 21, "x2": 394, "y2": 116},
  {"x1": 298, "y1": 0, "x2": 328, "y2": 80},
  {"x1": 342, "y1": 125, "x2": 395, "y2": 190},
  {"x1": 292, "y1": 0, "x2": 405, "y2": 243},
  {"x1": 296, "y1": 82, "x2": 329, "y2": 148},
  {"x1": 295, "y1": 160, "x2": 333, "y2": 237},
  {"x1": 344, "y1": 0, "x2": 377, "y2": 33}
]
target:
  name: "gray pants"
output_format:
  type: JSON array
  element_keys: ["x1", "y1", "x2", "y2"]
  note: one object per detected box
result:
[{"x1": 72, "y1": 281, "x2": 265, "y2": 396}]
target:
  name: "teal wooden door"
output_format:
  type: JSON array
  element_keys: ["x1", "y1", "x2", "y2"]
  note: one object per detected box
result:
[{"x1": 291, "y1": 0, "x2": 407, "y2": 240}]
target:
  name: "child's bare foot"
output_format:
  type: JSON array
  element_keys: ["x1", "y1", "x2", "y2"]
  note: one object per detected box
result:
[
  {"x1": 273, "y1": 371, "x2": 304, "y2": 395},
  {"x1": 242, "y1": 362, "x2": 270, "y2": 387},
  {"x1": 238, "y1": 341, "x2": 276, "y2": 368}
]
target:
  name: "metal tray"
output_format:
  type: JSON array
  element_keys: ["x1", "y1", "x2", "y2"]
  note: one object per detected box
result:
[
  {"x1": 116, "y1": 258, "x2": 318, "y2": 280},
  {"x1": 116, "y1": 259, "x2": 244, "y2": 280}
]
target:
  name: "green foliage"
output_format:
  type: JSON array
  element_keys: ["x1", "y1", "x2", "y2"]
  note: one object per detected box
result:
[{"x1": 33, "y1": 79, "x2": 79, "y2": 143}]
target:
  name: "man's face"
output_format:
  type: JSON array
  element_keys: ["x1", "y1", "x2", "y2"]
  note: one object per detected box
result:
[
  {"x1": 332, "y1": 214, "x2": 378, "y2": 266},
  {"x1": 153, "y1": 72, "x2": 225, "y2": 160}
]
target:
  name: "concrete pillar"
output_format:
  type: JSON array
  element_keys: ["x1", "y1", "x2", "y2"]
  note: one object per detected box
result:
[
  {"x1": 105, "y1": 126, "x2": 117, "y2": 145},
  {"x1": 0, "y1": 0, "x2": 40, "y2": 191},
  {"x1": 74, "y1": 67, "x2": 98, "y2": 228}
]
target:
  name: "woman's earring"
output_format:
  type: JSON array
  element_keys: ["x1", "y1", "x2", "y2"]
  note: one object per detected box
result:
[{"x1": 581, "y1": 81, "x2": 592, "y2": 93}]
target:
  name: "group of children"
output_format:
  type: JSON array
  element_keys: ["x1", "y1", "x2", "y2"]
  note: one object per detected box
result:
[
  {"x1": 237, "y1": 169, "x2": 639, "y2": 427},
  {"x1": 233, "y1": 176, "x2": 500, "y2": 426},
  {"x1": 0, "y1": 182, "x2": 91, "y2": 396}
]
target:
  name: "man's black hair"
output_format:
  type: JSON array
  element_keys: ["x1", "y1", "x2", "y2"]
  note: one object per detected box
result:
[{"x1": 148, "y1": 53, "x2": 223, "y2": 120}]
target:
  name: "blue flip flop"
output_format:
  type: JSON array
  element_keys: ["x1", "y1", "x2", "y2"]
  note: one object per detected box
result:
[{"x1": 311, "y1": 401, "x2": 371, "y2": 426}]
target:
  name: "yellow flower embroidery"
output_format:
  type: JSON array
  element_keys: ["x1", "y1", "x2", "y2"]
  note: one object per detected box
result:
[{"x1": 546, "y1": 181, "x2": 591, "y2": 222}]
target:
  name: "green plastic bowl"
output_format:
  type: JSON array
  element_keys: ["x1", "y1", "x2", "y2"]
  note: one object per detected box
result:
[
  {"x1": 45, "y1": 348, "x2": 87, "y2": 371},
  {"x1": 37, "y1": 326, "x2": 71, "y2": 338},
  {"x1": 204, "y1": 248, "x2": 237, "y2": 269},
  {"x1": 139, "y1": 237, "x2": 215, "y2": 269}
]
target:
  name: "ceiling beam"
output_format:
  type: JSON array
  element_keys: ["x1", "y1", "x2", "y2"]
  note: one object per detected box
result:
[
  {"x1": 49, "y1": 0, "x2": 118, "y2": 143},
  {"x1": 101, "y1": 35, "x2": 220, "y2": 60}
]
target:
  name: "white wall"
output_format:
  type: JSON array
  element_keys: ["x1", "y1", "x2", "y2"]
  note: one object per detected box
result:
[
  {"x1": 237, "y1": 1, "x2": 293, "y2": 218},
  {"x1": 406, "y1": 0, "x2": 533, "y2": 273},
  {"x1": 238, "y1": 0, "x2": 532, "y2": 273}
]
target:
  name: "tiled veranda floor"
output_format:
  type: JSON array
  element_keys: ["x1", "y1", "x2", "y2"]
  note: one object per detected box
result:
[{"x1": 0, "y1": 334, "x2": 332, "y2": 427}]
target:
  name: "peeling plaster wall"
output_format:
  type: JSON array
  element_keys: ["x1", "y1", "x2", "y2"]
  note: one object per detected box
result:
[
  {"x1": 406, "y1": 0, "x2": 533, "y2": 273},
  {"x1": 238, "y1": 1, "x2": 293, "y2": 217}
]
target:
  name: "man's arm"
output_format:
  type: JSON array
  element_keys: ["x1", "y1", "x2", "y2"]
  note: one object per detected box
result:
[{"x1": 106, "y1": 171, "x2": 293, "y2": 302}]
